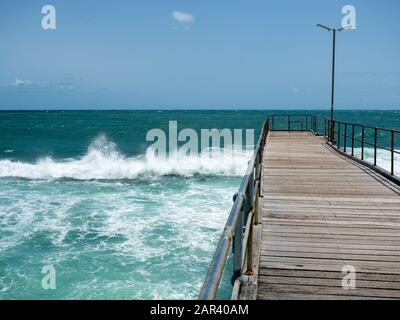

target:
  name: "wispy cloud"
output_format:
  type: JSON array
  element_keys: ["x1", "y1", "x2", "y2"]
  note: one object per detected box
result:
[
  {"x1": 171, "y1": 11, "x2": 195, "y2": 24},
  {"x1": 15, "y1": 78, "x2": 33, "y2": 86},
  {"x1": 290, "y1": 86, "x2": 301, "y2": 94},
  {"x1": 0, "y1": 77, "x2": 80, "y2": 91},
  {"x1": 49, "y1": 77, "x2": 78, "y2": 90},
  {"x1": 0, "y1": 78, "x2": 33, "y2": 87}
]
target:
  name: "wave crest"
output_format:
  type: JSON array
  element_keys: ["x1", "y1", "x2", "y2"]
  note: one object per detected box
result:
[{"x1": 0, "y1": 135, "x2": 251, "y2": 180}]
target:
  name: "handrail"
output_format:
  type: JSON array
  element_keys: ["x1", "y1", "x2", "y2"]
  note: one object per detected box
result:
[
  {"x1": 199, "y1": 114, "x2": 398, "y2": 300},
  {"x1": 198, "y1": 118, "x2": 270, "y2": 300},
  {"x1": 327, "y1": 118, "x2": 400, "y2": 134},
  {"x1": 199, "y1": 114, "x2": 318, "y2": 300},
  {"x1": 269, "y1": 114, "x2": 321, "y2": 134},
  {"x1": 326, "y1": 118, "x2": 399, "y2": 178}
]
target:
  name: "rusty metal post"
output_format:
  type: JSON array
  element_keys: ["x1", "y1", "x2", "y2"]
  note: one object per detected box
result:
[
  {"x1": 245, "y1": 216, "x2": 254, "y2": 275},
  {"x1": 391, "y1": 130, "x2": 395, "y2": 176}
]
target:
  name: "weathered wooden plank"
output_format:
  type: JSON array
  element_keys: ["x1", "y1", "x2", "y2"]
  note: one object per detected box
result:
[
  {"x1": 258, "y1": 275, "x2": 400, "y2": 290},
  {"x1": 262, "y1": 195, "x2": 400, "y2": 203},
  {"x1": 263, "y1": 239, "x2": 400, "y2": 251},
  {"x1": 263, "y1": 236, "x2": 400, "y2": 246},
  {"x1": 258, "y1": 268, "x2": 400, "y2": 282},
  {"x1": 260, "y1": 250, "x2": 400, "y2": 262},
  {"x1": 255, "y1": 283, "x2": 400, "y2": 299},
  {"x1": 259, "y1": 261, "x2": 400, "y2": 275},
  {"x1": 260, "y1": 246, "x2": 400, "y2": 256},
  {"x1": 255, "y1": 131, "x2": 400, "y2": 300},
  {"x1": 257, "y1": 292, "x2": 390, "y2": 300},
  {"x1": 257, "y1": 283, "x2": 400, "y2": 299},
  {"x1": 263, "y1": 227, "x2": 400, "y2": 238},
  {"x1": 259, "y1": 256, "x2": 400, "y2": 270}
]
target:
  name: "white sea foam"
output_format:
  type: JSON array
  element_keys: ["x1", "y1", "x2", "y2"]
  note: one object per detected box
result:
[
  {"x1": 352, "y1": 147, "x2": 400, "y2": 176},
  {"x1": 0, "y1": 169, "x2": 237, "y2": 299},
  {"x1": 0, "y1": 135, "x2": 251, "y2": 180}
]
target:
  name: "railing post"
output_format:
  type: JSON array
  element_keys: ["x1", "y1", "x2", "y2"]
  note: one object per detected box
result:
[
  {"x1": 302, "y1": 116, "x2": 312, "y2": 131},
  {"x1": 351, "y1": 124, "x2": 355, "y2": 157},
  {"x1": 344, "y1": 123, "x2": 347, "y2": 153},
  {"x1": 246, "y1": 218, "x2": 253, "y2": 275},
  {"x1": 314, "y1": 116, "x2": 318, "y2": 134},
  {"x1": 288, "y1": 115, "x2": 291, "y2": 132},
  {"x1": 361, "y1": 126, "x2": 365, "y2": 160},
  {"x1": 311, "y1": 116, "x2": 314, "y2": 133},
  {"x1": 254, "y1": 153, "x2": 261, "y2": 225},
  {"x1": 374, "y1": 127, "x2": 378, "y2": 166},
  {"x1": 311, "y1": 116, "x2": 313, "y2": 133},
  {"x1": 232, "y1": 198, "x2": 243, "y2": 283},
  {"x1": 391, "y1": 130, "x2": 395, "y2": 176},
  {"x1": 254, "y1": 186, "x2": 259, "y2": 226},
  {"x1": 272, "y1": 115, "x2": 275, "y2": 131},
  {"x1": 311, "y1": 115, "x2": 313, "y2": 132},
  {"x1": 330, "y1": 120, "x2": 335, "y2": 144},
  {"x1": 338, "y1": 122, "x2": 341, "y2": 149},
  {"x1": 324, "y1": 118, "x2": 327, "y2": 140},
  {"x1": 246, "y1": 171, "x2": 255, "y2": 275}
]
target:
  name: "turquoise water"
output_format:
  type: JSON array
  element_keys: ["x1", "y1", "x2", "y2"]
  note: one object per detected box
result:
[{"x1": 0, "y1": 110, "x2": 399, "y2": 299}]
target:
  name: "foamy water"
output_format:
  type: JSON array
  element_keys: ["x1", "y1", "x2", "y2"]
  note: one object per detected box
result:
[
  {"x1": 0, "y1": 136, "x2": 246, "y2": 299},
  {"x1": 352, "y1": 147, "x2": 400, "y2": 176},
  {"x1": 0, "y1": 136, "x2": 251, "y2": 180},
  {"x1": 1, "y1": 110, "x2": 398, "y2": 300}
]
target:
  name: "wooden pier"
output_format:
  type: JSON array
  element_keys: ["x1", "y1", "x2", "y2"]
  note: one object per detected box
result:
[
  {"x1": 257, "y1": 131, "x2": 400, "y2": 300},
  {"x1": 199, "y1": 115, "x2": 400, "y2": 301}
]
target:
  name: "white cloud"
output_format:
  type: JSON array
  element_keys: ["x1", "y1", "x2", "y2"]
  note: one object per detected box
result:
[
  {"x1": 290, "y1": 86, "x2": 300, "y2": 94},
  {"x1": 14, "y1": 78, "x2": 32, "y2": 86},
  {"x1": 0, "y1": 78, "x2": 33, "y2": 88},
  {"x1": 171, "y1": 11, "x2": 194, "y2": 24}
]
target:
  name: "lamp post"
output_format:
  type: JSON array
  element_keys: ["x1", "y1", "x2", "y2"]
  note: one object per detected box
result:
[{"x1": 317, "y1": 24, "x2": 348, "y2": 143}]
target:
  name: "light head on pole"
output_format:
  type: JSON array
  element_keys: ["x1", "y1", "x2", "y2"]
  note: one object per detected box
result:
[{"x1": 316, "y1": 24, "x2": 332, "y2": 32}]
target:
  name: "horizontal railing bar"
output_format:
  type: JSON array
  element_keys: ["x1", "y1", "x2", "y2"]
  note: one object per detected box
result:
[
  {"x1": 271, "y1": 114, "x2": 315, "y2": 117},
  {"x1": 348, "y1": 139, "x2": 396, "y2": 152},
  {"x1": 339, "y1": 133, "x2": 398, "y2": 145},
  {"x1": 199, "y1": 118, "x2": 269, "y2": 300},
  {"x1": 336, "y1": 136, "x2": 396, "y2": 153},
  {"x1": 331, "y1": 119, "x2": 400, "y2": 133},
  {"x1": 241, "y1": 210, "x2": 255, "y2": 269},
  {"x1": 198, "y1": 236, "x2": 231, "y2": 300},
  {"x1": 231, "y1": 279, "x2": 241, "y2": 300},
  {"x1": 334, "y1": 132, "x2": 396, "y2": 149},
  {"x1": 199, "y1": 196, "x2": 244, "y2": 300},
  {"x1": 333, "y1": 135, "x2": 399, "y2": 155}
]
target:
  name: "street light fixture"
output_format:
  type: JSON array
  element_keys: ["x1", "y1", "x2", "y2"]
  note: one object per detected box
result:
[{"x1": 317, "y1": 23, "x2": 350, "y2": 143}]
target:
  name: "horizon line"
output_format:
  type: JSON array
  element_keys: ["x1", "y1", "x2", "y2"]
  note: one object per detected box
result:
[{"x1": 0, "y1": 107, "x2": 400, "y2": 112}]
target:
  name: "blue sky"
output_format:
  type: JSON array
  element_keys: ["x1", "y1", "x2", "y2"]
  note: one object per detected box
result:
[{"x1": 0, "y1": 0, "x2": 399, "y2": 109}]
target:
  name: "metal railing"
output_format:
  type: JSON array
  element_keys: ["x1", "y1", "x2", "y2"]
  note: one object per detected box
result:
[
  {"x1": 326, "y1": 118, "x2": 399, "y2": 178},
  {"x1": 199, "y1": 114, "x2": 399, "y2": 300},
  {"x1": 198, "y1": 117, "x2": 269, "y2": 300},
  {"x1": 199, "y1": 114, "x2": 319, "y2": 300},
  {"x1": 270, "y1": 114, "x2": 320, "y2": 134}
]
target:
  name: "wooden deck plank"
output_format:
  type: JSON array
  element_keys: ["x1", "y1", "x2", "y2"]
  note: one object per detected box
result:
[{"x1": 256, "y1": 131, "x2": 400, "y2": 300}]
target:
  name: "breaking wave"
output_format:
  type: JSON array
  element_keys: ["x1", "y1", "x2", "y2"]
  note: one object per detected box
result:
[
  {"x1": 0, "y1": 135, "x2": 252, "y2": 180},
  {"x1": 353, "y1": 147, "x2": 400, "y2": 176}
]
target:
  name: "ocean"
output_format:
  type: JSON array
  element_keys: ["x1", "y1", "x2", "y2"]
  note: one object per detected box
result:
[{"x1": 0, "y1": 110, "x2": 399, "y2": 299}]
